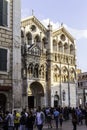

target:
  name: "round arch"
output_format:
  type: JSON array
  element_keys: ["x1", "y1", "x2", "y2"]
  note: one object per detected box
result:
[
  {"x1": 28, "y1": 82, "x2": 44, "y2": 108},
  {"x1": 0, "y1": 93, "x2": 7, "y2": 113}
]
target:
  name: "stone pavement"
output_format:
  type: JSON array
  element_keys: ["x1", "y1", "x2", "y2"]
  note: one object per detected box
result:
[{"x1": 34, "y1": 119, "x2": 87, "y2": 130}]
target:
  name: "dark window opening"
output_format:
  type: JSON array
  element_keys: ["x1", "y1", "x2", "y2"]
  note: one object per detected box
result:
[
  {"x1": 0, "y1": 0, "x2": 8, "y2": 26},
  {"x1": 0, "y1": 48, "x2": 7, "y2": 71}
]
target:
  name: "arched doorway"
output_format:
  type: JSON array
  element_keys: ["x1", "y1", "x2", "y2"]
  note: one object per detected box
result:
[
  {"x1": 0, "y1": 93, "x2": 6, "y2": 113},
  {"x1": 28, "y1": 82, "x2": 44, "y2": 108}
]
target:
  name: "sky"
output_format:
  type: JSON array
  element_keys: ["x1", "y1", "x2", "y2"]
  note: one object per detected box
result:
[{"x1": 21, "y1": 0, "x2": 87, "y2": 72}]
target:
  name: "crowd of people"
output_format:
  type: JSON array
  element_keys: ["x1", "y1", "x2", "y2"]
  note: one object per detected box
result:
[{"x1": 0, "y1": 105, "x2": 87, "y2": 130}]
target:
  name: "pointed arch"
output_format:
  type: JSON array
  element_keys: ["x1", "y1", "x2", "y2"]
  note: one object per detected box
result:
[
  {"x1": 53, "y1": 39, "x2": 57, "y2": 51},
  {"x1": 69, "y1": 67, "x2": 76, "y2": 82},
  {"x1": 39, "y1": 64, "x2": 45, "y2": 78},
  {"x1": 42, "y1": 37, "x2": 47, "y2": 48},
  {"x1": 34, "y1": 34, "x2": 41, "y2": 42},
  {"x1": 34, "y1": 64, "x2": 39, "y2": 78},
  {"x1": 26, "y1": 32, "x2": 32, "y2": 45},
  {"x1": 58, "y1": 41, "x2": 63, "y2": 52},
  {"x1": 64, "y1": 42, "x2": 69, "y2": 53},
  {"x1": 70, "y1": 44, "x2": 75, "y2": 55},
  {"x1": 28, "y1": 63, "x2": 34, "y2": 75},
  {"x1": 61, "y1": 66, "x2": 69, "y2": 82},
  {"x1": 53, "y1": 65, "x2": 60, "y2": 82}
]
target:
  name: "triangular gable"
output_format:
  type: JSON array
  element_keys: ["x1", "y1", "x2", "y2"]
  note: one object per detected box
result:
[
  {"x1": 21, "y1": 15, "x2": 47, "y2": 33},
  {"x1": 52, "y1": 26, "x2": 75, "y2": 43}
]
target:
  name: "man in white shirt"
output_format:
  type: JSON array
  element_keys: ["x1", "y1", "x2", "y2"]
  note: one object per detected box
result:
[{"x1": 35, "y1": 106, "x2": 45, "y2": 130}]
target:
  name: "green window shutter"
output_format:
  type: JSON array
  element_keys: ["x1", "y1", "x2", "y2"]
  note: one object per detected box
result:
[
  {"x1": 3, "y1": 0, "x2": 8, "y2": 26},
  {"x1": 0, "y1": 48, "x2": 7, "y2": 71},
  {"x1": 0, "y1": 0, "x2": 3, "y2": 25},
  {"x1": 0, "y1": 0, "x2": 8, "y2": 26}
]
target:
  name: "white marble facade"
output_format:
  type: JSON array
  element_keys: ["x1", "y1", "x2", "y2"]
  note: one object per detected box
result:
[
  {"x1": 0, "y1": 0, "x2": 77, "y2": 112},
  {"x1": 21, "y1": 16, "x2": 77, "y2": 108}
]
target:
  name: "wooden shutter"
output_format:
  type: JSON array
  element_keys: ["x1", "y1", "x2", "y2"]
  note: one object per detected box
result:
[
  {"x1": 0, "y1": 0, "x2": 8, "y2": 26},
  {"x1": 0, "y1": 48, "x2": 7, "y2": 71},
  {"x1": 0, "y1": 0, "x2": 3, "y2": 25},
  {"x1": 3, "y1": 0, "x2": 8, "y2": 26}
]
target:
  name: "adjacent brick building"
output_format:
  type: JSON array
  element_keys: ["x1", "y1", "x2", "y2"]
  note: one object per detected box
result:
[{"x1": 0, "y1": 0, "x2": 22, "y2": 112}]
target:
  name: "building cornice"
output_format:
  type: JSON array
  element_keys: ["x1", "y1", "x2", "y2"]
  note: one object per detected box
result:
[
  {"x1": 52, "y1": 26, "x2": 75, "y2": 43},
  {"x1": 21, "y1": 15, "x2": 47, "y2": 33}
]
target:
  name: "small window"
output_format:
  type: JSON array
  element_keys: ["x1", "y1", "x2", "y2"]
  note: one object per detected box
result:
[
  {"x1": 60, "y1": 34, "x2": 66, "y2": 41},
  {"x1": 30, "y1": 25, "x2": 36, "y2": 32},
  {"x1": 0, "y1": 48, "x2": 7, "y2": 71},
  {"x1": 0, "y1": 0, "x2": 8, "y2": 26}
]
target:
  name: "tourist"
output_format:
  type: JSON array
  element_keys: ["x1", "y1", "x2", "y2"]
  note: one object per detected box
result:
[
  {"x1": 35, "y1": 106, "x2": 45, "y2": 130},
  {"x1": 20, "y1": 111, "x2": 26, "y2": 130},
  {"x1": 72, "y1": 110, "x2": 77, "y2": 130},
  {"x1": 14, "y1": 110, "x2": 20, "y2": 130},
  {"x1": 26, "y1": 110, "x2": 35, "y2": 130},
  {"x1": 46, "y1": 111, "x2": 52, "y2": 128},
  {"x1": 53, "y1": 108, "x2": 60, "y2": 129}
]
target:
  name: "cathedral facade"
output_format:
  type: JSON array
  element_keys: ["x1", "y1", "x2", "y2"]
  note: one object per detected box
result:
[
  {"x1": 21, "y1": 15, "x2": 77, "y2": 108},
  {"x1": 0, "y1": 4, "x2": 77, "y2": 112}
]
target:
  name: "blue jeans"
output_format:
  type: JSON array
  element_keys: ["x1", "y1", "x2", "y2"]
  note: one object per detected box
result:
[
  {"x1": 8, "y1": 126, "x2": 14, "y2": 130},
  {"x1": 20, "y1": 125, "x2": 25, "y2": 130},
  {"x1": 54, "y1": 117, "x2": 59, "y2": 128},
  {"x1": 37, "y1": 124, "x2": 43, "y2": 130}
]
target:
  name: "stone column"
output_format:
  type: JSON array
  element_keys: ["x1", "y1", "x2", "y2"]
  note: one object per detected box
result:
[{"x1": 12, "y1": 0, "x2": 22, "y2": 111}]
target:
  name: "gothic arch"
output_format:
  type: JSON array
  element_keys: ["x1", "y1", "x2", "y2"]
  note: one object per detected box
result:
[
  {"x1": 61, "y1": 66, "x2": 69, "y2": 82},
  {"x1": 34, "y1": 34, "x2": 41, "y2": 42},
  {"x1": 53, "y1": 39, "x2": 57, "y2": 51},
  {"x1": 64, "y1": 42, "x2": 69, "y2": 53},
  {"x1": 42, "y1": 37, "x2": 47, "y2": 48},
  {"x1": 28, "y1": 63, "x2": 34, "y2": 76},
  {"x1": 58, "y1": 41, "x2": 63, "y2": 52},
  {"x1": 39, "y1": 64, "x2": 45, "y2": 78},
  {"x1": 34, "y1": 64, "x2": 39, "y2": 78},
  {"x1": 53, "y1": 65, "x2": 60, "y2": 82},
  {"x1": 26, "y1": 32, "x2": 32, "y2": 45},
  {"x1": 69, "y1": 67, "x2": 76, "y2": 82},
  {"x1": 70, "y1": 44, "x2": 75, "y2": 55}
]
